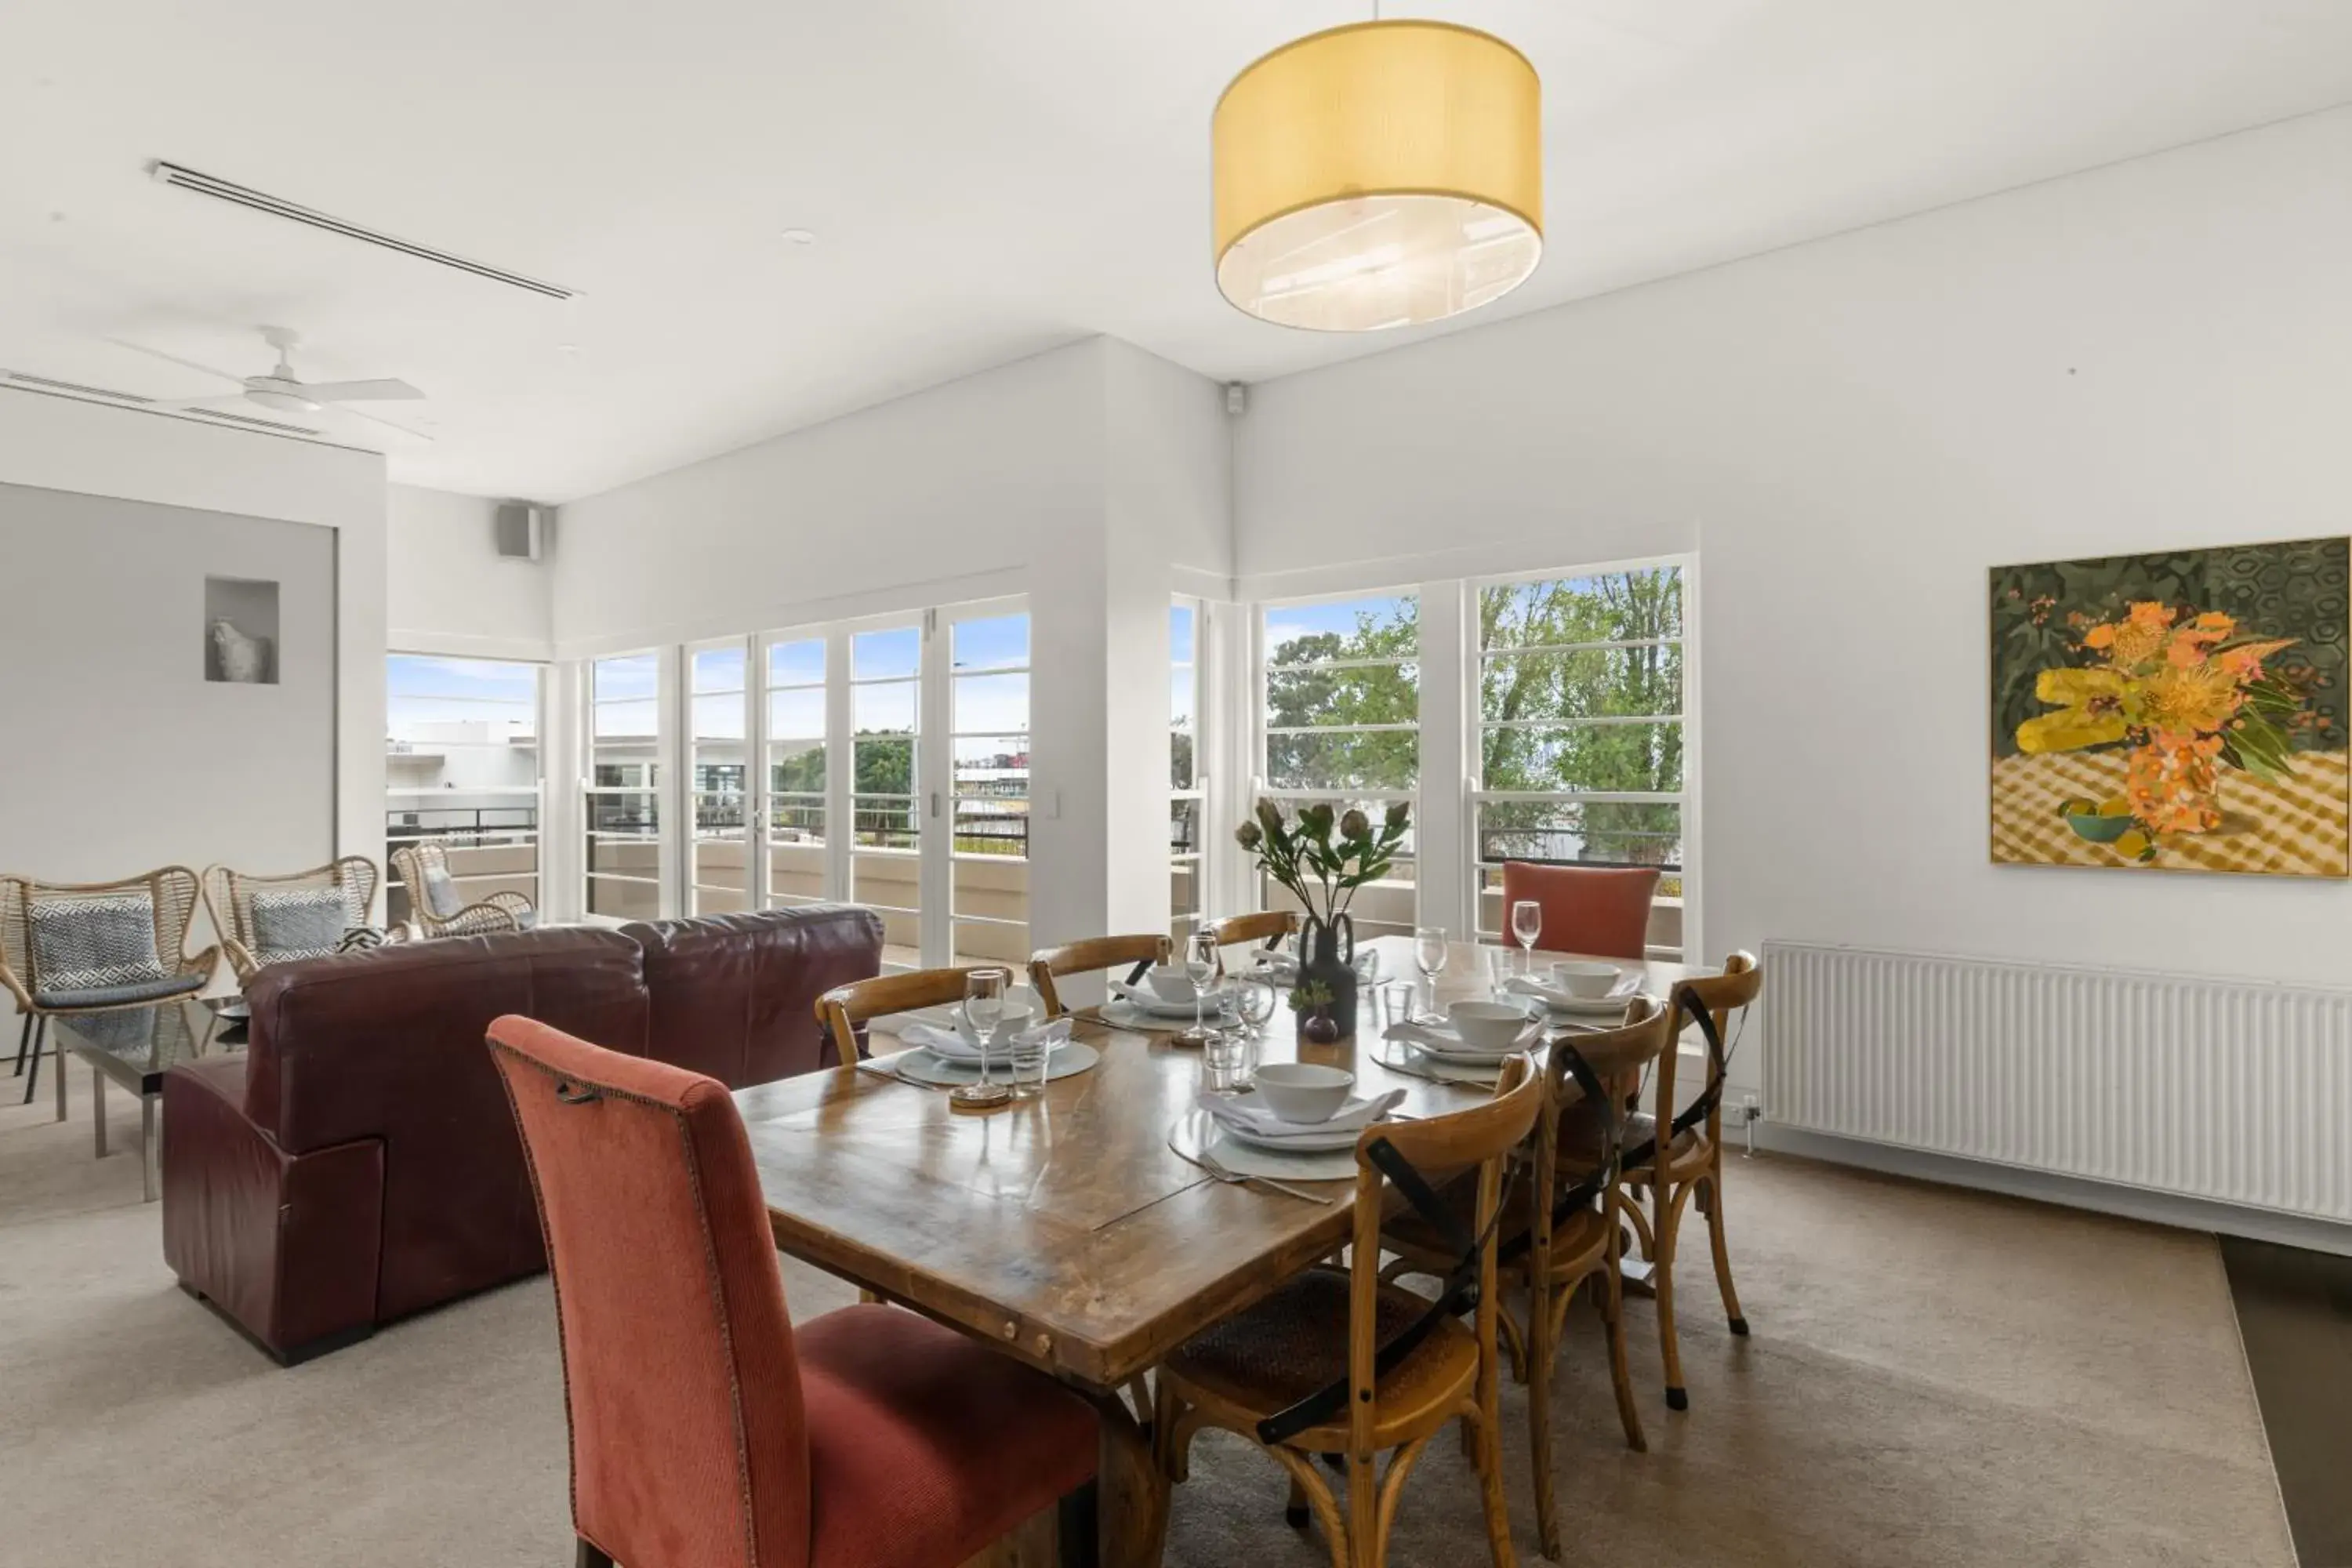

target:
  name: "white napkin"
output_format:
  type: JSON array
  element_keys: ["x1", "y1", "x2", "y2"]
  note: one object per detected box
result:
[
  {"x1": 1198, "y1": 1087, "x2": 1406, "y2": 1140},
  {"x1": 900, "y1": 1017, "x2": 1070, "y2": 1062},
  {"x1": 1504, "y1": 971, "x2": 1641, "y2": 1010},
  {"x1": 1382, "y1": 1018, "x2": 1540, "y2": 1058}
]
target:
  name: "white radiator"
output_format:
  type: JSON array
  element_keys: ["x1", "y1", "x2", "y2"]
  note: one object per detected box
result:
[{"x1": 1762, "y1": 941, "x2": 2352, "y2": 1225}]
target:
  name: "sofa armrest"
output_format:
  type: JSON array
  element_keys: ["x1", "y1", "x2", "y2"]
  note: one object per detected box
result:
[{"x1": 162, "y1": 1058, "x2": 384, "y2": 1362}]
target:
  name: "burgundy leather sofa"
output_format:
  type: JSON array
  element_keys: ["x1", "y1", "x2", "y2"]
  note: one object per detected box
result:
[{"x1": 160, "y1": 906, "x2": 882, "y2": 1363}]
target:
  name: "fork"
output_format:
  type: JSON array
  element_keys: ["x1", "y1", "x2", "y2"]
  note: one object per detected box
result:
[{"x1": 1196, "y1": 1149, "x2": 1338, "y2": 1205}]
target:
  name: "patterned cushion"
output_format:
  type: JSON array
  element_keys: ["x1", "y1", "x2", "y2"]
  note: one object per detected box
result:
[
  {"x1": 27, "y1": 892, "x2": 167, "y2": 995},
  {"x1": 419, "y1": 863, "x2": 463, "y2": 919},
  {"x1": 250, "y1": 886, "x2": 354, "y2": 964}
]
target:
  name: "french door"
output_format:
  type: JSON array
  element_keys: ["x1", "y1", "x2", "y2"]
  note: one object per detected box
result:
[{"x1": 682, "y1": 598, "x2": 1029, "y2": 971}]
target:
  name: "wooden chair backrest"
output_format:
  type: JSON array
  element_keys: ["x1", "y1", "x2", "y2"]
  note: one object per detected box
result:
[
  {"x1": 1207, "y1": 909, "x2": 1295, "y2": 952},
  {"x1": 815, "y1": 964, "x2": 1006, "y2": 1063},
  {"x1": 1531, "y1": 994, "x2": 1675, "y2": 1256},
  {"x1": 1654, "y1": 952, "x2": 1762, "y2": 1141},
  {"x1": 1341, "y1": 1054, "x2": 1543, "y2": 1454},
  {"x1": 1025, "y1": 934, "x2": 1171, "y2": 1018}
]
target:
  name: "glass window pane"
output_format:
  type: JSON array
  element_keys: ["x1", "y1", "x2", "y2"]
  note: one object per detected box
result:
[
  {"x1": 1259, "y1": 798, "x2": 1417, "y2": 940},
  {"x1": 1170, "y1": 604, "x2": 1196, "y2": 666},
  {"x1": 953, "y1": 672, "x2": 1029, "y2": 732},
  {"x1": 853, "y1": 680, "x2": 917, "y2": 733},
  {"x1": 768, "y1": 688, "x2": 825, "y2": 739},
  {"x1": 1265, "y1": 662, "x2": 1419, "y2": 730},
  {"x1": 691, "y1": 644, "x2": 746, "y2": 693},
  {"x1": 770, "y1": 739, "x2": 827, "y2": 794},
  {"x1": 1481, "y1": 644, "x2": 1682, "y2": 724},
  {"x1": 853, "y1": 626, "x2": 920, "y2": 680},
  {"x1": 1263, "y1": 594, "x2": 1417, "y2": 666},
  {"x1": 952, "y1": 613, "x2": 1029, "y2": 670},
  {"x1": 768, "y1": 637, "x2": 825, "y2": 686},
  {"x1": 593, "y1": 654, "x2": 659, "y2": 701},
  {"x1": 1480, "y1": 724, "x2": 1682, "y2": 794},
  {"x1": 1267, "y1": 729, "x2": 1419, "y2": 792},
  {"x1": 593, "y1": 698, "x2": 658, "y2": 739},
  {"x1": 1171, "y1": 725, "x2": 1195, "y2": 790},
  {"x1": 691, "y1": 692, "x2": 746, "y2": 741},
  {"x1": 1479, "y1": 569, "x2": 1682, "y2": 648},
  {"x1": 855, "y1": 735, "x2": 915, "y2": 796}
]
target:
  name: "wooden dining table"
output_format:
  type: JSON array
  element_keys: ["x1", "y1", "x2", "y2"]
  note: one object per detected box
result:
[{"x1": 736, "y1": 934, "x2": 1700, "y2": 1566}]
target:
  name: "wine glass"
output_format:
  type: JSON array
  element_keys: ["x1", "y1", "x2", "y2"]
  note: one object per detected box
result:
[
  {"x1": 962, "y1": 968, "x2": 1007, "y2": 1094},
  {"x1": 1413, "y1": 925, "x2": 1449, "y2": 1011},
  {"x1": 1236, "y1": 971, "x2": 1279, "y2": 1037},
  {"x1": 1511, "y1": 899, "x2": 1543, "y2": 975},
  {"x1": 1183, "y1": 927, "x2": 1221, "y2": 1045}
]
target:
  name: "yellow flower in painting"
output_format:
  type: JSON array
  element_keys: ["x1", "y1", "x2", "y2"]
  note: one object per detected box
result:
[
  {"x1": 2141, "y1": 660, "x2": 2244, "y2": 735},
  {"x1": 2126, "y1": 601, "x2": 2177, "y2": 632},
  {"x1": 2218, "y1": 637, "x2": 2296, "y2": 681},
  {"x1": 2016, "y1": 667, "x2": 2133, "y2": 754}
]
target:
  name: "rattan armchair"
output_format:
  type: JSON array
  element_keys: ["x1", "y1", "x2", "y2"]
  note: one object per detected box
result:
[
  {"x1": 201, "y1": 856, "x2": 380, "y2": 983},
  {"x1": 391, "y1": 841, "x2": 535, "y2": 938},
  {"x1": 2, "y1": 866, "x2": 218, "y2": 1105}
]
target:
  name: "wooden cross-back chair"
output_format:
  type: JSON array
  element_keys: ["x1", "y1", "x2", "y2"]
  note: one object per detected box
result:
[
  {"x1": 1205, "y1": 909, "x2": 1297, "y2": 974},
  {"x1": 814, "y1": 964, "x2": 1006, "y2": 1065},
  {"x1": 1025, "y1": 934, "x2": 1171, "y2": 1019},
  {"x1": 1618, "y1": 950, "x2": 1763, "y2": 1414},
  {"x1": 2, "y1": 867, "x2": 216, "y2": 1106},
  {"x1": 1156, "y1": 1054, "x2": 1544, "y2": 1568},
  {"x1": 1384, "y1": 994, "x2": 1678, "y2": 1556},
  {"x1": 201, "y1": 856, "x2": 379, "y2": 984}
]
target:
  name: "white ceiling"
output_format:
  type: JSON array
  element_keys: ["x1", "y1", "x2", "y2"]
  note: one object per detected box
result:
[{"x1": 3, "y1": 2, "x2": 2349, "y2": 501}]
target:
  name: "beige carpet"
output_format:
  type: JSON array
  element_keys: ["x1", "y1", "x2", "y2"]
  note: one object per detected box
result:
[{"x1": 0, "y1": 1072, "x2": 2296, "y2": 1568}]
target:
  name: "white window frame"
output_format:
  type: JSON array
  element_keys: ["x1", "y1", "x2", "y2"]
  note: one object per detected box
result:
[
  {"x1": 1171, "y1": 596, "x2": 1207, "y2": 935},
  {"x1": 385, "y1": 652, "x2": 547, "y2": 918},
  {"x1": 1464, "y1": 554, "x2": 1696, "y2": 960},
  {"x1": 684, "y1": 637, "x2": 755, "y2": 916},
  {"x1": 583, "y1": 648, "x2": 669, "y2": 924}
]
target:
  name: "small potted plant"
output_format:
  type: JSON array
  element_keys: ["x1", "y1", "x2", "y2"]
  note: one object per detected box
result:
[{"x1": 1234, "y1": 798, "x2": 1410, "y2": 1040}]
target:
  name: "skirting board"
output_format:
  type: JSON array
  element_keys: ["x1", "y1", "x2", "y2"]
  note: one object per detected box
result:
[{"x1": 1754, "y1": 1121, "x2": 2352, "y2": 1259}]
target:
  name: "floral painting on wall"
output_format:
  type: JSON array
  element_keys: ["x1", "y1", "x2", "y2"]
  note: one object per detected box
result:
[{"x1": 1990, "y1": 537, "x2": 2350, "y2": 876}]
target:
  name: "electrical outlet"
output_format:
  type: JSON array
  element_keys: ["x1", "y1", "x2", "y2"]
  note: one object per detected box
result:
[{"x1": 1740, "y1": 1093, "x2": 1762, "y2": 1123}]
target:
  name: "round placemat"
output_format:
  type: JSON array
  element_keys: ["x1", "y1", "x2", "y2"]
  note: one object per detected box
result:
[
  {"x1": 891, "y1": 1039, "x2": 1100, "y2": 1087},
  {"x1": 1167, "y1": 1109, "x2": 1359, "y2": 1181}
]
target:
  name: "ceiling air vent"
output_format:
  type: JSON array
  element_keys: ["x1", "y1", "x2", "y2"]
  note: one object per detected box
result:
[
  {"x1": 150, "y1": 161, "x2": 575, "y2": 301},
  {"x1": 2, "y1": 369, "x2": 327, "y2": 437}
]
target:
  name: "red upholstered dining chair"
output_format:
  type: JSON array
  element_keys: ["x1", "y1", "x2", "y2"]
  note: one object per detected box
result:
[
  {"x1": 486, "y1": 1015, "x2": 1098, "y2": 1568},
  {"x1": 1497, "y1": 862, "x2": 1661, "y2": 962}
]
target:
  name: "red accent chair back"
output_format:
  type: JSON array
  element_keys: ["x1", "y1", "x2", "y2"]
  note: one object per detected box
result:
[
  {"x1": 488, "y1": 1016, "x2": 811, "y2": 1568},
  {"x1": 1499, "y1": 861, "x2": 1662, "y2": 962}
]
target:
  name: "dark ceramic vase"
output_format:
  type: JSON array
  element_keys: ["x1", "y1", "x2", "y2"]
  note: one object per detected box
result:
[{"x1": 1296, "y1": 913, "x2": 1358, "y2": 1040}]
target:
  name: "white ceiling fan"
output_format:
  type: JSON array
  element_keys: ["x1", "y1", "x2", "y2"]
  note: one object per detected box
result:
[{"x1": 116, "y1": 326, "x2": 431, "y2": 439}]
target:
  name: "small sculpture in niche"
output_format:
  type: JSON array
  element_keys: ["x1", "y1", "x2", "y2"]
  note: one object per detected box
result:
[{"x1": 209, "y1": 617, "x2": 272, "y2": 684}]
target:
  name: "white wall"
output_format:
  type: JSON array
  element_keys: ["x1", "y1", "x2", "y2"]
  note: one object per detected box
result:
[
  {"x1": 387, "y1": 485, "x2": 553, "y2": 660},
  {"x1": 1235, "y1": 106, "x2": 2352, "y2": 1094},
  {"x1": 0, "y1": 393, "x2": 387, "y2": 906}
]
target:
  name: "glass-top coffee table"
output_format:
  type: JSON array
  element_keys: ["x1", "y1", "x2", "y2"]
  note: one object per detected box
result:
[{"x1": 51, "y1": 999, "x2": 224, "y2": 1203}]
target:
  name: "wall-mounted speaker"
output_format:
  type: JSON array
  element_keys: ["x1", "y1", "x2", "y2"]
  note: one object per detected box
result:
[{"x1": 494, "y1": 502, "x2": 552, "y2": 561}]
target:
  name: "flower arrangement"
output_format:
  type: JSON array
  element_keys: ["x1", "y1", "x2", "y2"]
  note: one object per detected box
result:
[
  {"x1": 2016, "y1": 600, "x2": 2317, "y2": 858},
  {"x1": 1234, "y1": 799, "x2": 1410, "y2": 924}
]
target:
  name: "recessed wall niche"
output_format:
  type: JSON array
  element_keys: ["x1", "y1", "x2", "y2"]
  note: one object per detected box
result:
[{"x1": 204, "y1": 575, "x2": 279, "y2": 684}]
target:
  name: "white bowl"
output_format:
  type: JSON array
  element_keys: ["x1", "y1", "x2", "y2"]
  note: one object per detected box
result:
[
  {"x1": 1447, "y1": 1000, "x2": 1534, "y2": 1054},
  {"x1": 1254, "y1": 1062, "x2": 1356, "y2": 1123},
  {"x1": 1145, "y1": 964, "x2": 1198, "y2": 1004},
  {"x1": 1552, "y1": 960, "x2": 1622, "y2": 1000}
]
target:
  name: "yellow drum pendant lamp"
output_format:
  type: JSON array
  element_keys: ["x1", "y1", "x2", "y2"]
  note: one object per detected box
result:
[{"x1": 1212, "y1": 19, "x2": 1543, "y2": 332}]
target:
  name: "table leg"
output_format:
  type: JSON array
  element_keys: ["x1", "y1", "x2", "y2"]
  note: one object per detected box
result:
[
  {"x1": 92, "y1": 1068, "x2": 107, "y2": 1156},
  {"x1": 140, "y1": 1093, "x2": 158, "y2": 1203},
  {"x1": 1090, "y1": 1388, "x2": 1168, "y2": 1568}
]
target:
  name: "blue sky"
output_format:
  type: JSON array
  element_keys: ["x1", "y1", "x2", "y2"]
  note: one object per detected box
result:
[{"x1": 1264, "y1": 593, "x2": 1415, "y2": 659}]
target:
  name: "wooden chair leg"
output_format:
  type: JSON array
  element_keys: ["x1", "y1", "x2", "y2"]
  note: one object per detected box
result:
[
  {"x1": 1286, "y1": 1472, "x2": 1312, "y2": 1530},
  {"x1": 1528, "y1": 1281, "x2": 1562, "y2": 1560},
  {"x1": 576, "y1": 1538, "x2": 615, "y2": 1568},
  {"x1": 1348, "y1": 1446, "x2": 1381, "y2": 1568},
  {"x1": 1654, "y1": 1179, "x2": 1695, "y2": 1411},
  {"x1": 1700, "y1": 1166, "x2": 1749, "y2": 1336},
  {"x1": 1270, "y1": 1449, "x2": 1348, "y2": 1568},
  {"x1": 23, "y1": 1016, "x2": 45, "y2": 1105},
  {"x1": 1597, "y1": 1260, "x2": 1648, "y2": 1452},
  {"x1": 1471, "y1": 1404, "x2": 1516, "y2": 1568}
]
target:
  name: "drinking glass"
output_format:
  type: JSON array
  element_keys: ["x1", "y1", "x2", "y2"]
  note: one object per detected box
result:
[
  {"x1": 1006, "y1": 1017, "x2": 1051, "y2": 1098},
  {"x1": 1483, "y1": 944, "x2": 1515, "y2": 1000},
  {"x1": 1202, "y1": 1010, "x2": 1256, "y2": 1094},
  {"x1": 1413, "y1": 925, "x2": 1449, "y2": 1011},
  {"x1": 1381, "y1": 980, "x2": 1418, "y2": 1032},
  {"x1": 1236, "y1": 972, "x2": 1279, "y2": 1037},
  {"x1": 1511, "y1": 899, "x2": 1543, "y2": 974},
  {"x1": 1184, "y1": 927, "x2": 1221, "y2": 1044}
]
